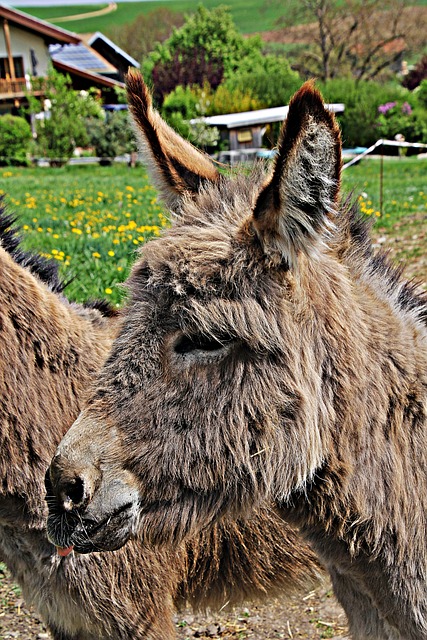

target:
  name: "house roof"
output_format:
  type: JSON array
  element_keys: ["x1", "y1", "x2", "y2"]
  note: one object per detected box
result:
[
  {"x1": 50, "y1": 42, "x2": 118, "y2": 75},
  {"x1": 191, "y1": 103, "x2": 345, "y2": 129},
  {"x1": 52, "y1": 58, "x2": 125, "y2": 89},
  {"x1": 82, "y1": 32, "x2": 140, "y2": 69},
  {"x1": 0, "y1": 3, "x2": 80, "y2": 44}
]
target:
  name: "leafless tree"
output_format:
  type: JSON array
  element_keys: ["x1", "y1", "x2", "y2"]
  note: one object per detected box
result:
[{"x1": 273, "y1": 0, "x2": 420, "y2": 82}]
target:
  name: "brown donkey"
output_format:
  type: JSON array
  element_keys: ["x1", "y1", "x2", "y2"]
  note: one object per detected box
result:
[
  {"x1": 46, "y1": 71, "x2": 427, "y2": 639},
  {"x1": 0, "y1": 204, "x2": 321, "y2": 638}
]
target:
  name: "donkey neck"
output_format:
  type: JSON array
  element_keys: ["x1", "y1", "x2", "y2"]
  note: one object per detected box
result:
[{"x1": 0, "y1": 246, "x2": 117, "y2": 520}]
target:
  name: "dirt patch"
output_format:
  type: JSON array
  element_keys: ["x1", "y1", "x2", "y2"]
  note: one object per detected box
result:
[
  {"x1": 371, "y1": 212, "x2": 427, "y2": 286},
  {"x1": 0, "y1": 561, "x2": 348, "y2": 639}
]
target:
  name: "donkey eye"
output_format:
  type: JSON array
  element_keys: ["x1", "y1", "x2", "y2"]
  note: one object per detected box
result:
[{"x1": 174, "y1": 334, "x2": 232, "y2": 355}]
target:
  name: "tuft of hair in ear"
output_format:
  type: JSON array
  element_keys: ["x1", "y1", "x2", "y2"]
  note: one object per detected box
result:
[
  {"x1": 125, "y1": 69, "x2": 219, "y2": 212},
  {"x1": 252, "y1": 81, "x2": 342, "y2": 268}
]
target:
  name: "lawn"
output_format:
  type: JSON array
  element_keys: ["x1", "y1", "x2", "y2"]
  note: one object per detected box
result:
[{"x1": 1, "y1": 157, "x2": 426, "y2": 306}]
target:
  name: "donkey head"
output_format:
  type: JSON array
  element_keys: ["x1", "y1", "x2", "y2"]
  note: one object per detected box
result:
[{"x1": 46, "y1": 70, "x2": 341, "y2": 552}]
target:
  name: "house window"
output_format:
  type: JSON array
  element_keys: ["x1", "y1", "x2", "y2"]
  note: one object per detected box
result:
[{"x1": 0, "y1": 56, "x2": 25, "y2": 79}]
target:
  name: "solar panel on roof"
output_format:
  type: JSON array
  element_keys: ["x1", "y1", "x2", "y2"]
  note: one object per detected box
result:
[{"x1": 49, "y1": 43, "x2": 112, "y2": 73}]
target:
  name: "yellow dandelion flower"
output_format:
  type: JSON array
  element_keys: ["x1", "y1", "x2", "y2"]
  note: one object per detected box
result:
[
  {"x1": 72, "y1": 228, "x2": 83, "y2": 235},
  {"x1": 108, "y1": 250, "x2": 115, "y2": 257},
  {"x1": 105, "y1": 288, "x2": 113, "y2": 295},
  {"x1": 92, "y1": 252, "x2": 101, "y2": 259}
]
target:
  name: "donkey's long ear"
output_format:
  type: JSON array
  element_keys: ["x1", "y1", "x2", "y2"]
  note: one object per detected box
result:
[
  {"x1": 252, "y1": 81, "x2": 341, "y2": 268},
  {"x1": 126, "y1": 69, "x2": 220, "y2": 211}
]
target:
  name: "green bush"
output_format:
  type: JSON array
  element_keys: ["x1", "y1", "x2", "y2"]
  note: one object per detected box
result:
[
  {"x1": 86, "y1": 111, "x2": 136, "y2": 164},
  {"x1": 0, "y1": 115, "x2": 32, "y2": 166},
  {"x1": 224, "y1": 53, "x2": 301, "y2": 108},
  {"x1": 161, "y1": 85, "x2": 200, "y2": 120},
  {"x1": 417, "y1": 79, "x2": 427, "y2": 109},
  {"x1": 319, "y1": 78, "x2": 427, "y2": 147},
  {"x1": 377, "y1": 100, "x2": 427, "y2": 143}
]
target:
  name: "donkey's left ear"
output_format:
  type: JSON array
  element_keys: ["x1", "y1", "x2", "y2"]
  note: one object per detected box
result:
[
  {"x1": 252, "y1": 81, "x2": 341, "y2": 268},
  {"x1": 126, "y1": 69, "x2": 220, "y2": 212}
]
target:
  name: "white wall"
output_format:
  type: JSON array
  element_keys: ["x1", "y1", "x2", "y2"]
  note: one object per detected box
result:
[{"x1": 0, "y1": 24, "x2": 50, "y2": 77}]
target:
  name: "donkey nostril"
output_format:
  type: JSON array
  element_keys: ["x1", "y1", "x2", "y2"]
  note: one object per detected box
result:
[{"x1": 60, "y1": 476, "x2": 86, "y2": 511}]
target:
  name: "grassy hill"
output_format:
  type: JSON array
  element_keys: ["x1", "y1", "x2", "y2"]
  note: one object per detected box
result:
[{"x1": 18, "y1": 0, "x2": 298, "y2": 35}]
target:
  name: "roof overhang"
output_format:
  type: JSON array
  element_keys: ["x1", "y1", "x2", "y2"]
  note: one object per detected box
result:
[
  {"x1": 0, "y1": 3, "x2": 80, "y2": 44},
  {"x1": 191, "y1": 103, "x2": 345, "y2": 129},
  {"x1": 52, "y1": 59, "x2": 125, "y2": 89},
  {"x1": 83, "y1": 31, "x2": 140, "y2": 69}
]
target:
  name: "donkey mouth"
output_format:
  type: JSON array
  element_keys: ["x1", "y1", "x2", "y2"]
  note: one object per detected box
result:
[{"x1": 47, "y1": 502, "x2": 137, "y2": 554}]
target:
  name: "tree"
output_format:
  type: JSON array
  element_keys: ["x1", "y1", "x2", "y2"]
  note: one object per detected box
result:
[
  {"x1": 28, "y1": 67, "x2": 102, "y2": 166},
  {"x1": 144, "y1": 5, "x2": 262, "y2": 104},
  {"x1": 273, "y1": 0, "x2": 416, "y2": 82},
  {"x1": 105, "y1": 8, "x2": 184, "y2": 65}
]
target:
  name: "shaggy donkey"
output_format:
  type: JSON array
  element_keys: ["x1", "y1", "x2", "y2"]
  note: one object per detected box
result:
[
  {"x1": 0, "y1": 204, "x2": 321, "y2": 638},
  {"x1": 46, "y1": 71, "x2": 427, "y2": 639}
]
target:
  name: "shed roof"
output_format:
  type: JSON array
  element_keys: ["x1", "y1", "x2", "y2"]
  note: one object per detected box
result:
[{"x1": 191, "y1": 103, "x2": 345, "y2": 129}]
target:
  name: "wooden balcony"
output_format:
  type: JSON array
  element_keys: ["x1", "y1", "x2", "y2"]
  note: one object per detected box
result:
[{"x1": 0, "y1": 77, "x2": 45, "y2": 100}]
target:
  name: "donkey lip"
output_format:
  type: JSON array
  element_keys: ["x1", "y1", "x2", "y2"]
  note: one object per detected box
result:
[{"x1": 69, "y1": 502, "x2": 136, "y2": 552}]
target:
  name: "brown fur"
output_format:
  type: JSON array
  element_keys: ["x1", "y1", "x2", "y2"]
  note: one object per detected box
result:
[
  {"x1": 46, "y1": 73, "x2": 427, "y2": 639},
  {"x1": 0, "y1": 210, "x2": 322, "y2": 638}
]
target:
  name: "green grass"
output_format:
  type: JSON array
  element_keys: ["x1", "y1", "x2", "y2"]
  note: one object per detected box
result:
[
  {"x1": 17, "y1": 0, "x2": 325, "y2": 35},
  {"x1": 342, "y1": 157, "x2": 427, "y2": 228},
  {"x1": 1, "y1": 163, "x2": 166, "y2": 306},
  {"x1": 1, "y1": 158, "x2": 426, "y2": 306},
  {"x1": 21, "y1": 0, "x2": 427, "y2": 35}
]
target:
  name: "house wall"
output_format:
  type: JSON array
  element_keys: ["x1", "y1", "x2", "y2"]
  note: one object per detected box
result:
[{"x1": 0, "y1": 25, "x2": 49, "y2": 77}]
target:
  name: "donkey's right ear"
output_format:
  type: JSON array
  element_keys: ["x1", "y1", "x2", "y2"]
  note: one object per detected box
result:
[
  {"x1": 251, "y1": 81, "x2": 341, "y2": 269},
  {"x1": 125, "y1": 69, "x2": 220, "y2": 212}
]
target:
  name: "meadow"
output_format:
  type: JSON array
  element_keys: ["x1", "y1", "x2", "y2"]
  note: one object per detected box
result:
[
  {"x1": 1, "y1": 157, "x2": 426, "y2": 306},
  {"x1": 24, "y1": 0, "x2": 427, "y2": 35},
  {"x1": 25, "y1": 0, "x2": 322, "y2": 35}
]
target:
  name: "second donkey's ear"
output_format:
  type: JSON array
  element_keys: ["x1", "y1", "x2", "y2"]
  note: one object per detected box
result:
[
  {"x1": 125, "y1": 69, "x2": 220, "y2": 211},
  {"x1": 252, "y1": 81, "x2": 341, "y2": 268}
]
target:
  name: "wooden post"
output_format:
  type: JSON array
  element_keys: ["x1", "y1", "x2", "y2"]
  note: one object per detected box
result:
[{"x1": 3, "y1": 19, "x2": 16, "y2": 80}]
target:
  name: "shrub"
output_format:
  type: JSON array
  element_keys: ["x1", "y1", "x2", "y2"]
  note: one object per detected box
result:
[
  {"x1": 318, "y1": 78, "x2": 425, "y2": 147},
  {"x1": 0, "y1": 115, "x2": 32, "y2": 166},
  {"x1": 376, "y1": 100, "x2": 427, "y2": 143},
  {"x1": 161, "y1": 85, "x2": 200, "y2": 120},
  {"x1": 417, "y1": 79, "x2": 427, "y2": 109},
  {"x1": 224, "y1": 54, "x2": 301, "y2": 109},
  {"x1": 86, "y1": 111, "x2": 136, "y2": 164}
]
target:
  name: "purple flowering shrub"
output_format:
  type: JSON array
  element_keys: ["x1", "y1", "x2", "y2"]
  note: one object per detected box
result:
[{"x1": 377, "y1": 99, "x2": 426, "y2": 143}]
